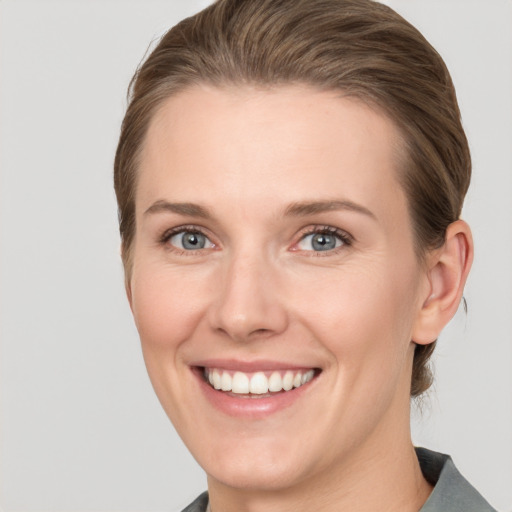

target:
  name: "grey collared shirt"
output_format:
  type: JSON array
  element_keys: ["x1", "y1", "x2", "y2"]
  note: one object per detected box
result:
[
  {"x1": 416, "y1": 448, "x2": 496, "y2": 512},
  {"x1": 181, "y1": 448, "x2": 496, "y2": 511}
]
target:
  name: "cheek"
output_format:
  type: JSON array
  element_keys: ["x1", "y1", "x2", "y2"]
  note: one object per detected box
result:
[
  {"x1": 291, "y1": 258, "x2": 420, "y2": 375},
  {"x1": 130, "y1": 261, "x2": 211, "y2": 350}
]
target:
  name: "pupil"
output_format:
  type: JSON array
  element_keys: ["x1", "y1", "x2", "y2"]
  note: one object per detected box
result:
[
  {"x1": 183, "y1": 232, "x2": 205, "y2": 249},
  {"x1": 312, "y1": 233, "x2": 335, "y2": 251}
]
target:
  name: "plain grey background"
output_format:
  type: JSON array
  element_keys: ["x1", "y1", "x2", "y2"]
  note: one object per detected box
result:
[{"x1": 0, "y1": 0, "x2": 511, "y2": 511}]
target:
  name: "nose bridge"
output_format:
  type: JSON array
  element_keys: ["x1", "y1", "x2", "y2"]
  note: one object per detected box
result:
[{"x1": 210, "y1": 245, "x2": 288, "y2": 341}]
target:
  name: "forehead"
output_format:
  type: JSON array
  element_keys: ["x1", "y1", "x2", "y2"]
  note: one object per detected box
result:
[{"x1": 138, "y1": 85, "x2": 406, "y2": 220}]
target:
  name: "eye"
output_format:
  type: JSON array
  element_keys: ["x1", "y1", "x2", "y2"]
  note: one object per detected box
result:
[
  {"x1": 166, "y1": 229, "x2": 215, "y2": 251},
  {"x1": 296, "y1": 228, "x2": 350, "y2": 252}
]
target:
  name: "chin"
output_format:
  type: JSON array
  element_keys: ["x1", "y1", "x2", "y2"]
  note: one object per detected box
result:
[
  {"x1": 204, "y1": 455, "x2": 310, "y2": 491},
  {"x1": 191, "y1": 430, "x2": 326, "y2": 492}
]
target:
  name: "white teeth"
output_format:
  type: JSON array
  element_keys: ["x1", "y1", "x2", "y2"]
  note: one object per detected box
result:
[
  {"x1": 268, "y1": 371, "x2": 283, "y2": 392},
  {"x1": 221, "y1": 371, "x2": 232, "y2": 391},
  {"x1": 303, "y1": 369, "x2": 315, "y2": 384},
  {"x1": 205, "y1": 368, "x2": 316, "y2": 394},
  {"x1": 212, "y1": 370, "x2": 222, "y2": 390},
  {"x1": 282, "y1": 371, "x2": 294, "y2": 391},
  {"x1": 249, "y1": 372, "x2": 269, "y2": 394},
  {"x1": 232, "y1": 372, "x2": 250, "y2": 393}
]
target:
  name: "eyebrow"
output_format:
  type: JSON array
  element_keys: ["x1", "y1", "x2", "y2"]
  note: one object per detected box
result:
[
  {"x1": 144, "y1": 199, "x2": 376, "y2": 221},
  {"x1": 144, "y1": 200, "x2": 211, "y2": 218},
  {"x1": 284, "y1": 200, "x2": 376, "y2": 220}
]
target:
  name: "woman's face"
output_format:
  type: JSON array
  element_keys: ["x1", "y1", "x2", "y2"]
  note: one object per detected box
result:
[{"x1": 128, "y1": 85, "x2": 431, "y2": 491}]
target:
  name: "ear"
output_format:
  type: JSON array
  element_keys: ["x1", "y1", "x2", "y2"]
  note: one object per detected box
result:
[{"x1": 412, "y1": 220, "x2": 474, "y2": 345}]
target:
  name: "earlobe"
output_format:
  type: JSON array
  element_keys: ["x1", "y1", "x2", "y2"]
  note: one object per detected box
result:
[{"x1": 412, "y1": 220, "x2": 473, "y2": 345}]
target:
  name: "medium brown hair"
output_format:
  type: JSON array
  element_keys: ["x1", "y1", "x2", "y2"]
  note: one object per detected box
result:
[{"x1": 114, "y1": 0, "x2": 471, "y2": 396}]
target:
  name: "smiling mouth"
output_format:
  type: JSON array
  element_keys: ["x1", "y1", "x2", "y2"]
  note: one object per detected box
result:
[{"x1": 202, "y1": 367, "x2": 319, "y2": 396}]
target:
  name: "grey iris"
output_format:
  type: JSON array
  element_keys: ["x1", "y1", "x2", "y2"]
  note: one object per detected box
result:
[
  {"x1": 312, "y1": 233, "x2": 336, "y2": 251},
  {"x1": 182, "y1": 232, "x2": 206, "y2": 249}
]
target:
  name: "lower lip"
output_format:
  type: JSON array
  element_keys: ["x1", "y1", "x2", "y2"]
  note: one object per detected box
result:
[{"x1": 193, "y1": 368, "x2": 319, "y2": 419}]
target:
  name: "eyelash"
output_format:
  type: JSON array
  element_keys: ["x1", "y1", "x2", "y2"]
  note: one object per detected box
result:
[
  {"x1": 159, "y1": 225, "x2": 214, "y2": 255},
  {"x1": 159, "y1": 224, "x2": 353, "y2": 255},
  {"x1": 294, "y1": 225, "x2": 353, "y2": 256}
]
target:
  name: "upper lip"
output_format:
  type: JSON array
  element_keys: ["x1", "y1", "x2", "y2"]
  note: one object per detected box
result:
[{"x1": 191, "y1": 359, "x2": 319, "y2": 373}]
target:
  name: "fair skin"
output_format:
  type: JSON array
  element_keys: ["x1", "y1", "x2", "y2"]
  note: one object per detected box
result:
[{"x1": 127, "y1": 85, "x2": 472, "y2": 512}]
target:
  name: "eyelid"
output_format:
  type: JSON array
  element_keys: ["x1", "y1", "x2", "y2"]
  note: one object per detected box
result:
[
  {"x1": 157, "y1": 223, "x2": 353, "y2": 255},
  {"x1": 291, "y1": 225, "x2": 353, "y2": 254},
  {"x1": 159, "y1": 224, "x2": 217, "y2": 253}
]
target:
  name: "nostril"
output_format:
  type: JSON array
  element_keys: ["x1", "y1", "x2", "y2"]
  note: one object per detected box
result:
[
  {"x1": 214, "y1": 325, "x2": 275, "y2": 342},
  {"x1": 251, "y1": 328, "x2": 273, "y2": 336}
]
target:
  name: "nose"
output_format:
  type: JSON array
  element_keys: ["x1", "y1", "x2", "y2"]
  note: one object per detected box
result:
[{"x1": 208, "y1": 251, "x2": 289, "y2": 342}]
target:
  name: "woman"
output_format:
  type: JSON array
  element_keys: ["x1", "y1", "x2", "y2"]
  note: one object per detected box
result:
[{"x1": 114, "y1": 0, "x2": 496, "y2": 510}]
